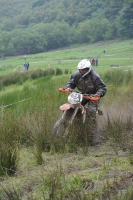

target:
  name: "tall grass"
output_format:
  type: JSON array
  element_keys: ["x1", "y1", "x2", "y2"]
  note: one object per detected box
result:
[
  {"x1": 103, "y1": 68, "x2": 133, "y2": 85},
  {"x1": 1, "y1": 67, "x2": 133, "y2": 200},
  {"x1": 0, "y1": 111, "x2": 20, "y2": 175},
  {"x1": 1, "y1": 68, "x2": 133, "y2": 170},
  {"x1": 104, "y1": 115, "x2": 133, "y2": 154},
  {"x1": 0, "y1": 68, "x2": 56, "y2": 91},
  {"x1": 0, "y1": 74, "x2": 70, "y2": 167}
]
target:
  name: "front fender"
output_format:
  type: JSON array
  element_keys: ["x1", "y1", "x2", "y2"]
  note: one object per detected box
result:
[{"x1": 60, "y1": 103, "x2": 74, "y2": 111}]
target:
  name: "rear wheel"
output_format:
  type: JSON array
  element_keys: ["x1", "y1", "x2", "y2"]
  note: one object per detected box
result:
[{"x1": 53, "y1": 118, "x2": 68, "y2": 137}]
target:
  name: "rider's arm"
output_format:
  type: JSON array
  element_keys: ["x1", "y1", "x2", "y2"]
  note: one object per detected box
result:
[
  {"x1": 91, "y1": 71, "x2": 107, "y2": 97},
  {"x1": 65, "y1": 72, "x2": 77, "y2": 89},
  {"x1": 94, "y1": 77, "x2": 106, "y2": 97}
]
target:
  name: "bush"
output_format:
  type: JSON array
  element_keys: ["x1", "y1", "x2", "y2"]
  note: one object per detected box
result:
[
  {"x1": 64, "y1": 68, "x2": 69, "y2": 74},
  {"x1": 44, "y1": 68, "x2": 55, "y2": 76},
  {"x1": 55, "y1": 67, "x2": 63, "y2": 75}
]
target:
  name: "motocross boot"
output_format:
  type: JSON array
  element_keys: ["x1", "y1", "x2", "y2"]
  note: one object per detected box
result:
[{"x1": 86, "y1": 101, "x2": 99, "y2": 146}]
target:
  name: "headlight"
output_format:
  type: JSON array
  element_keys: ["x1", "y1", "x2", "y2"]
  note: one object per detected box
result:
[{"x1": 68, "y1": 92, "x2": 83, "y2": 104}]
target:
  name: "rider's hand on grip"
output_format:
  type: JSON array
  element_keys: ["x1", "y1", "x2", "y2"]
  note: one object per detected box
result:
[
  {"x1": 61, "y1": 86, "x2": 67, "y2": 90},
  {"x1": 68, "y1": 88, "x2": 73, "y2": 92},
  {"x1": 91, "y1": 94, "x2": 100, "y2": 98},
  {"x1": 84, "y1": 93, "x2": 100, "y2": 101}
]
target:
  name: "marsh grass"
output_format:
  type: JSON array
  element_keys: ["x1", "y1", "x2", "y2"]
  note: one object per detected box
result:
[
  {"x1": 19, "y1": 110, "x2": 53, "y2": 165},
  {"x1": 0, "y1": 68, "x2": 57, "y2": 91},
  {"x1": 1, "y1": 43, "x2": 133, "y2": 198},
  {"x1": 103, "y1": 68, "x2": 133, "y2": 85},
  {"x1": 0, "y1": 112, "x2": 20, "y2": 175},
  {"x1": 102, "y1": 95, "x2": 133, "y2": 163},
  {"x1": 0, "y1": 186, "x2": 22, "y2": 200},
  {"x1": 104, "y1": 116, "x2": 133, "y2": 153},
  {"x1": 1, "y1": 67, "x2": 133, "y2": 174}
]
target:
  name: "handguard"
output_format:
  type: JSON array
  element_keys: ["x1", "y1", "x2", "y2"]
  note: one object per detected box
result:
[
  {"x1": 59, "y1": 87, "x2": 70, "y2": 93},
  {"x1": 84, "y1": 95, "x2": 100, "y2": 101}
]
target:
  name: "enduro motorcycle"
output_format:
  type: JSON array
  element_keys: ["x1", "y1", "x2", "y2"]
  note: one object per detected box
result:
[{"x1": 53, "y1": 88, "x2": 101, "y2": 138}]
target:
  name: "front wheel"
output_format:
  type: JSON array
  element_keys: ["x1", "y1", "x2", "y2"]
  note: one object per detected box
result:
[{"x1": 53, "y1": 118, "x2": 68, "y2": 137}]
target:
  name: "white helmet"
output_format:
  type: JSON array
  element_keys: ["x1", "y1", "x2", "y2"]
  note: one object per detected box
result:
[{"x1": 77, "y1": 59, "x2": 91, "y2": 70}]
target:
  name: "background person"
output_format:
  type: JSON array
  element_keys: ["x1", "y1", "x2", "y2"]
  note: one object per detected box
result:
[
  {"x1": 23, "y1": 62, "x2": 27, "y2": 71},
  {"x1": 96, "y1": 58, "x2": 98, "y2": 66},
  {"x1": 27, "y1": 62, "x2": 29, "y2": 71},
  {"x1": 91, "y1": 59, "x2": 96, "y2": 66}
]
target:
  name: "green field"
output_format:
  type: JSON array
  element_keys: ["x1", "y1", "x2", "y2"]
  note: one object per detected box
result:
[
  {"x1": 1, "y1": 39, "x2": 133, "y2": 76},
  {"x1": 0, "y1": 40, "x2": 133, "y2": 199}
]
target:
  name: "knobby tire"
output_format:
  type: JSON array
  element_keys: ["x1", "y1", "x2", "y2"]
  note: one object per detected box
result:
[{"x1": 53, "y1": 118, "x2": 68, "y2": 137}]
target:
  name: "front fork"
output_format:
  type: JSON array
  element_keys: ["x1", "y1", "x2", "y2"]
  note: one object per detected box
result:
[
  {"x1": 62, "y1": 106, "x2": 79, "y2": 125},
  {"x1": 61, "y1": 107, "x2": 79, "y2": 137},
  {"x1": 62, "y1": 105, "x2": 87, "y2": 125}
]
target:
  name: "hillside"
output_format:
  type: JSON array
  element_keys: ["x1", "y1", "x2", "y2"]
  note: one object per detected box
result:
[
  {"x1": 0, "y1": 0, "x2": 123, "y2": 24},
  {"x1": 0, "y1": 0, "x2": 133, "y2": 57}
]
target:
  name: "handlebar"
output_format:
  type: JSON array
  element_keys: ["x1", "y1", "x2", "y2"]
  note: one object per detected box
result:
[{"x1": 59, "y1": 88, "x2": 100, "y2": 101}]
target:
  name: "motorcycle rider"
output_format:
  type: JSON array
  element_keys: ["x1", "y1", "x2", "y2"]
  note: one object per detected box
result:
[{"x1": 62, "y1": 59, "x2": 107, "y2": 145}]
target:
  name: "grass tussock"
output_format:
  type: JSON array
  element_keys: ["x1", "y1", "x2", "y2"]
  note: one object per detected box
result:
[
  {"x1": 103, "y1": 68, "x2": 133, "y2": 85},
  {"x1": 0, "y1": 112, "x2": 20, "y2": 175},
  {"x1": 19, "y1": 111, "x2": 53, "y2": 165}
]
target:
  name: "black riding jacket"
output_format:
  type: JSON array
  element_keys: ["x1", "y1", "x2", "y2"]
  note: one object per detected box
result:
[{"x1": 65, "y1": 69, "x2": 106, "y2": 97}]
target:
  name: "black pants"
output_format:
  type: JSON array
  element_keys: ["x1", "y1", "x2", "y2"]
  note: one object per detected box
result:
[{"x1": 82, "y1": 99, "x2": 100, "y2": 144}]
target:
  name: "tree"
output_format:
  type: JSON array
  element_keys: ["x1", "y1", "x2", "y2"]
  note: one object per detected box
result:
[
  {"x1": 26, "y1": 30, "x2": 47, "y2": 53},
  {"x1": 118, "y1": 2, "x2": 133, "y2": 38},
  {"x1": 6, "y1": 42, "x2": 15, "y2": 56},
  {"x1": 104, "y1": 0, "x2": 124, "y2": 20},
  {"x1": 77, "y1": 20, "x2": 91, "y2": 43},
  {"x1": 17, "y1": 11, "x2": 31, "y2": 27},
  {"x1": 32, "y1": 0, "x2": 47, "y2": 8},
  {"x1": 0, "y1": 37, "x2": 5, "y2": 57},
  {"x1": 1, "y1": 19, "x2": 15, "y2": 31}
]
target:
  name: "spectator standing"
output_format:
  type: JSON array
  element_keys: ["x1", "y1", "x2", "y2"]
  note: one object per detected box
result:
[
  {"x1": 91, "y1": 59, "x2": 96, "y2": 66},
  {"x1": 23, "y1": 62, "x2": 27, "y2": 71},
  {"x1": 27, "y1": 62, "x2": 29, "y2": 71},
  {"x1": 96, "y1": 58, "x2": 98, "y2": 66}
]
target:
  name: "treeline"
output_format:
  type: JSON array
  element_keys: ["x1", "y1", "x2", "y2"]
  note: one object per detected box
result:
[{"x1": 0, "y1": 0, "x2": 133, "y2": 57}]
